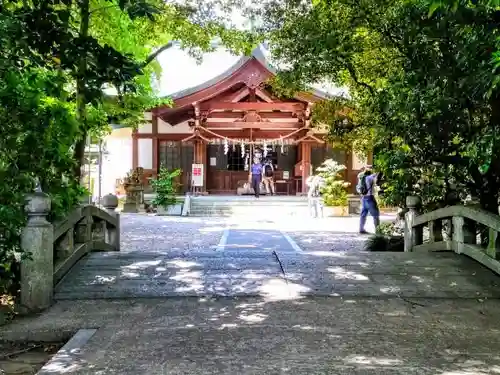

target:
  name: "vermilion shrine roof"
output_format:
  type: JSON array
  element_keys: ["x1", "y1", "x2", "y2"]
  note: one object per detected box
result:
[
  {"x1": 151, "y1": 44, "x2": 334, "y2": 124},
  {"x1": 167, "y1": 44, "x2": 331, "y2": 102}
]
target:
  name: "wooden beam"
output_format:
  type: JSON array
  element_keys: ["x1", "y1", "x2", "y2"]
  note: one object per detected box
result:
[
  {"x1": 229, "y1": 86, "x2": 250, "y2": 102},
  {"x1": 212, "y1": 130, "x2": 305, "y2": 139},
  {"x1": 202, "y1": 102, "x2": 305, "y2": 112},
  {"x1": 206, "y1": 121, "x2": 301, "y2": 129},
  {"x1": 208, "y1": 112, "x2": 297, "y2": 119},
  {"x1": 134, "y1": 131, "x2": 312, "y2": 141},
  {"x1": 134, "y1": 133, "x2": 193, "y2": 141},
  {"x1": 255, "y1": 88, "x2": 274, "y2": 102}
]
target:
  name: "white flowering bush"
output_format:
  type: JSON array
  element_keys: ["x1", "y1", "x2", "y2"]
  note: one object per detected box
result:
[{"x1": 315, "y1": 159, "x2": 350, "y2": 206}]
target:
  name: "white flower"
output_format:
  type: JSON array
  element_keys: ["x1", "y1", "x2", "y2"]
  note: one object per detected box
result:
[{"x1": 13, "y1": 251, "x2": 22, "y2": 262}]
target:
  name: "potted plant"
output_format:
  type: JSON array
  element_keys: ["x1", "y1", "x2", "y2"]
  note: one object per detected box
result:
[
  {"x1": 151, "y1": 168, "x2": 181, "y2": 215},
  {"x1": 316, "y1": 159, "x2": 350, "y2": 216}
]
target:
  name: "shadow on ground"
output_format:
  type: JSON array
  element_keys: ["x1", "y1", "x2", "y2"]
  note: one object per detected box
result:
[
  {"x1": 51, "y1": 248, "x2": 500, "y2": 301},
  {"x1": 3, "y1": 295, "x2": 500, "y2": 374}
]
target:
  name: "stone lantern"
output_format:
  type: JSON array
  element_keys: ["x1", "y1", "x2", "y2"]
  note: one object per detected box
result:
[{"x1": 122, "y1": 167, "x2": 144, "y2": 213}]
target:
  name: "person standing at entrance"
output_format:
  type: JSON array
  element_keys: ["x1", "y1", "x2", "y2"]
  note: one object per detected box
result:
[
  {"x1": 307, "y1": 175, "x2": 325, "y2": 218},
  {"x1": 357, "y1": 165, "x2": 380, "y2": 234},
  {"x1": 250, "y1": 157, "x2": 263, "y2": 198},
  {"x1": 263, "y1": 159, "x2": 275, "y2": 195}
]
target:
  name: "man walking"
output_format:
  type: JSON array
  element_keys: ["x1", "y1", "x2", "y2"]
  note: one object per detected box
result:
[
  {"x1": 357, "y1": 165, "x2": 380, "y2": 234},
  {"x1": 250, "y1": 157, "x2": 263, "y2": 198}
]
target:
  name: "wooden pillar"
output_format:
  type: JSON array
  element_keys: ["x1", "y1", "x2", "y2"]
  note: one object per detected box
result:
[
  {"x1": 152, "y1": 115, "x2": 158, "y2": 178},
  {"x1": 300, "y1": 142, "x2": 312, "y2": 194},
  {"x1": 201, "y1": 141, "x2": 207, "y2": 191}
]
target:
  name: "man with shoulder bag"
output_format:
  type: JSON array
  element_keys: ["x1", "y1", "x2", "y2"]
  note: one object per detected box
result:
[{"x1": 357, "y1": 165, "x2": 380, "y2": 234}]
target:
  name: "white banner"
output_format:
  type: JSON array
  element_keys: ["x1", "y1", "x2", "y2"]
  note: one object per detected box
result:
[{"x1": 191, "y1": 164, "x2": 204, "y2": 187}]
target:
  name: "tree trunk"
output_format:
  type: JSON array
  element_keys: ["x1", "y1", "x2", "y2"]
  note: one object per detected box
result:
[
  {"x1": 73, "y1": 138, "x2": 87, "y2": 181},
  {"x1": 74, "y1": 0, "x2": 90, "y2": 181}
]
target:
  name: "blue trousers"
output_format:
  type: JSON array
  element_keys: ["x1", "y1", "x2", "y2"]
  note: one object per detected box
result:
[
  {"x1": 251, "y1": 174, "x2": 261, "y2": 197},
  {"x1": 360, "y1": 195, "x2": 380, "y2": 231}
]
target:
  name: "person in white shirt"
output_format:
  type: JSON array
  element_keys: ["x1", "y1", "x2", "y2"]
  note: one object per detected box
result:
[{"x1": 307, "y1": 175, "x2": 325, "y2": 218}]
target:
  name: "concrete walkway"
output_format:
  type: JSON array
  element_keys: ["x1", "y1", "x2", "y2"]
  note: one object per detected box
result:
[{"x1": 2, "y1": 216, "x2": 500, "y2": 374}]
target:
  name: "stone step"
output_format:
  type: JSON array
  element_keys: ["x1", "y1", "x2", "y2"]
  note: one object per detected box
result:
[
  {"x1": 188, "y1": 205, "x2": 311, "y2": 217},
  {"x1": 188, "y1": 211, "x2": 307, "y2": 217},
  {"x1": 190, "y1": 201, "x2": 309, "y2": 206}
]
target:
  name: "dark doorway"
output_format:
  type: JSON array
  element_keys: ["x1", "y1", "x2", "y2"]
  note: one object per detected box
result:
[{"x1": 227, "y1": 145, "x2": 248, "y2": 171}]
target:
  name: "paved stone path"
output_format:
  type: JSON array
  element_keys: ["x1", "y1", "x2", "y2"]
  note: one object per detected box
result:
[{"x1": 3, "y1": 215, "x2": 500, "y2": 374}]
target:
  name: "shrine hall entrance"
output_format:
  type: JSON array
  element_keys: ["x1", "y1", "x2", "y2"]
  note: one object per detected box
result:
[
  {"x1": 206, "y1": 144, "x2": 297, "y2": 195},
  {"x1": 226, "y1": 145, "x2": 247, "y2": 172}
]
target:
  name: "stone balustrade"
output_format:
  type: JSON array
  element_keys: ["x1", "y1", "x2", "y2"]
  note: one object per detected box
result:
[
  {"x1": 20, "y1": 192, "x2": 120, "y2": 312},
  {"x1": 404, "y1": 195, "x2": 500, "y2": 275}
]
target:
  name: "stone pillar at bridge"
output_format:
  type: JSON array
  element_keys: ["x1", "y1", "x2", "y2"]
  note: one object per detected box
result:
[{"x1": 20, "y1": 190, "x2": 54, "y2": 312}]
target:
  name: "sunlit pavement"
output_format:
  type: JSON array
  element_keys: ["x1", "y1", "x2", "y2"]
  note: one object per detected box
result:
[{"x1": 4, "y1": 213, "x2": 500, "y2": 374}]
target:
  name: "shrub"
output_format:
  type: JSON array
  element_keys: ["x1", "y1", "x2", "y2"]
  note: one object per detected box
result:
[
  {"x1": 364, "y1": 234, "x2": 404, "y2": 252},
  {"x1": 151, "y1": 168, "x2": 181, "y2": 208},
  {"x1": 315, "y1": 159, "x2": 350, "y2": 206},
  {"x1": 0, "y1": 68, "x2": 84, "y2": 297},
  {"x1": 365, "y1": 220, "x2": 405, "y2": 252}
]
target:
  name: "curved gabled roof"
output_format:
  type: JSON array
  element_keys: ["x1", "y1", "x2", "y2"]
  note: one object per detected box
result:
[{"x1": 161, "y1": 44, "x2": 336, "y2": 102}]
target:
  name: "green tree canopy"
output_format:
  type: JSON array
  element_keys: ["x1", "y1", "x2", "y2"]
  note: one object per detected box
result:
[
  {"x1": 259, "y1": 0, "x2": 500, "y2": 213},
  {"x1": 0, "y1": 0, "x2": 257, "y2": 294}
]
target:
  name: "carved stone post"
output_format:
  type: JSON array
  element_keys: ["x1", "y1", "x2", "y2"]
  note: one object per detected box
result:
[
  {"x1": 20, "y1": 191, "x2": 53, "y2": 312},
  {"x1": 57, "y1": 230, "x2": 74, "y2": 259},
  {"x1": 452, "y1": 216, "x2": 465, "y2": 254},
  {"x1": 464, "y1": 199, "x2": 479, "y2": 245},
  {"x1": 404, "y1": 196, "x2": 423, "y2": 252},
  {"x1": 74, "y1": 210, "x2": 93, "y2": 244},
  {"x1": 102, "y1": 194, "x2": 120, "y2": 251},
  {"x1": 487, "y1": 228, "x2": 499, "y2": 259}
]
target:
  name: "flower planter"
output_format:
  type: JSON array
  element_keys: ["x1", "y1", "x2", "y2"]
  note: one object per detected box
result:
[
  {"x1": 323, "y1": 205, "x2": 348, "y2": 217},
  {"x1": 156, "y1": 203, "x2": 183, "y2": 216}
]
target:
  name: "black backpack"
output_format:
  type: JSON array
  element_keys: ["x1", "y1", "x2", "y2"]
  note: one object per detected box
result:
[
  {"x1": 359, "y1": 175, "x2": 369, "y2": 195},
  {"x1": 264, "y1": 164, "x2": 273, "y2": 177}
]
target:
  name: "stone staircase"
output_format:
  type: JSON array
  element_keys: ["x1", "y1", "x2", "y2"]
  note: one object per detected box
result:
[{"x1": 188, "y1": 195, "x2": 310, "y2": 217}]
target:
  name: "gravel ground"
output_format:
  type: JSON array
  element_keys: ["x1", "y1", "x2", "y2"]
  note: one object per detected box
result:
[
  {"x1": 279, "y1": 215, "x2": 395, "y2": 252},
  {"x1": 120, "y1": 214, "x2": 228, "y2": 253},
  {"x1": 120, "y1": 214, "x2": 396, "y2": 253},
  {"x1": 288, "y1": 231, "x2": 370, "y2": 252}
]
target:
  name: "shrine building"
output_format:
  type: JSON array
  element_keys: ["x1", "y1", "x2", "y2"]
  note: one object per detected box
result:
[{"x1": 102, "y1": 44, "x2": 370, "y2": 196}]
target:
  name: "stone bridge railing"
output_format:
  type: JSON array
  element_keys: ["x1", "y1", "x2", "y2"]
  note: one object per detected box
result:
[
  {"x1": 404, "y1": 196, "x2": 500, "y2": 275},
  {"x1": 20, "y1": 192, "x2": 120, "y2": 312}
]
